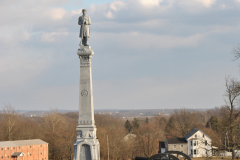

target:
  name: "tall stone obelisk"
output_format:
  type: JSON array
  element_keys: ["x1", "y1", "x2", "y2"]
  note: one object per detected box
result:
[{"x1": 73, "y1": 9, "x2": 100, "y2": 160}]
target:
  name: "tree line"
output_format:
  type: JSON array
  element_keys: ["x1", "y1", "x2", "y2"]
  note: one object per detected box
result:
[{"x1": 1, "y1": 97, "x2": 240, "y2": 160}]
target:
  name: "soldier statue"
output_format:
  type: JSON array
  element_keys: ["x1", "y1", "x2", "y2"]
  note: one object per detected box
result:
[{"x1": 78, "y1": 9, "x2": 91, "y2": 46}]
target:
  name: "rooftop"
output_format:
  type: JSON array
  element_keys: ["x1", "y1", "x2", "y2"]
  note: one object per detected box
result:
[
  {"x1": 0, "y1": 139, "x2": 48, "y2": 148},
  {"x1": 167, "y1": 138, "x2": 187, "y2": 144},
  {"x1": 183, "y1": 128, "x2": 199, "y2": 140}
]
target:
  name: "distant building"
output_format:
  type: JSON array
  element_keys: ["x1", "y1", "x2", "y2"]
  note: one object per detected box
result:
[
  {"x1": 0, "y1": 139, "x2": 48, "y2": 160},
  {"x1": 164, "y1": 128, "x2": 212, "y2": 157},
  {"x1": 123, "y1": 134, "x2": 136, "y2": 141}
]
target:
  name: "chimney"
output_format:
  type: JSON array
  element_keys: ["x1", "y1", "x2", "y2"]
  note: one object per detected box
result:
[{"x1": 158, "y1": 141, "x2": 161, "y2": 153}]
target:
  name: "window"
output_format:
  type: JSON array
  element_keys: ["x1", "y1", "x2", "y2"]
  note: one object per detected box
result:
[
  {"x1": 41, "y1": 153, "x2": 42, "y2": 155},
  {"x1": 30, "y1": 154, "x2": 32, "y2": 156},
  {"x1": 194, "y1": 141, "x2": 196, "y2": 146},
  {"x1": 197, "y1": 141, "x2": 198, "y2": 146},
  {"x1": 205, "y1": 140, "x2": 207, "y2": 146},
  {"x1": 203, "y1": 134, "x2": 205, "y2": 138},
  {"x1": 13, "y1": 147, "x2": 15, "y2": 149},
  {"x1": 40, "y1": 145, "x2": 42, "y2": 147},
  {"x1": 194, "y1": 149, "x2": 196, "y2": 155},
  {"x1": 191, "y1": 149, "x2": 193, "y2": 155},
  {"x1": 7, "y1": 148, "x2": 9, "y2": 150},
  {"x1": 29, "y1": 146, "x2": 31, "y2": 148},
  {"x1": 7, "y1": 156, "x2": 9, "y2": 158},
  {"x1": 19, "y1": 147, "x2": 20, "y2": 149},
  {"x1": 174, "y1": 145, "x2": 176, "y2": 148},
  {"x1": 206, "y1": 151, "x2": 207, "y2": 154},
  {"x1": 195, "y1": 134, "x2": 197, "y2": 138},
  {"x1": 191, "y1": 141, "x2": 192, "y2": 146},
  {"x1": 181, "y1": 145, "x2": 183, "y2": 148},
  {"x1": 1, "y1": 156, "x2": 3, "y2": 159}
]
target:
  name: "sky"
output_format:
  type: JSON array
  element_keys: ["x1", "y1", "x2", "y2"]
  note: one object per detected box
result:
[{"x1": 1, "y1": 0, "x2": 240, "y2": 111}]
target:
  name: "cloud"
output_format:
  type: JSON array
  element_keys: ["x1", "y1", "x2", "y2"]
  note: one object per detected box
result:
[
  {"x1": 109, "y1": 1, "x2": 126, "y2": 11},
  {"x1": 140, "y1": 0, "x2": 161, "y2": 7},
  {"x1": 41, "y1": 31, "x2": 69, "y2": 42},
  {"x1": 0, "y1": 54, "x2": 51, "y2": 89},
  {"x1": 43, "y1": 8, "x2": 67, "y2": 20},
  {"x1": 194, "y1": 0, "x2": 216, "y2": 7},
  {"x1": 1, "y1": 0, "x2": 240, "y2": 110},
  {"x1": 105, "y1": 11, "x2": 115, "y2": 19},
  {"x1": 92, "y1": 31, "x2": 205, "y2": 49}
]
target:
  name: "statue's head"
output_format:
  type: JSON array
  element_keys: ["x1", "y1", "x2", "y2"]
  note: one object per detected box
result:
[{"x1": 82, "y1": 9, "x2": 87, "y2": 15}]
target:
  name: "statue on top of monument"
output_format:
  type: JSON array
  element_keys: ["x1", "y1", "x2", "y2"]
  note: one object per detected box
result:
[{"x1": 78, "y1": 9, "x2": 91, "y2": 46}]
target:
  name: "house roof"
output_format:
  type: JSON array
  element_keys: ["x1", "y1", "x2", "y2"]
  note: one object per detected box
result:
[
  {"x1": 11, "y1": 152, "x2": 24, "y2": 157},
  {"x1": 123, "y1": 134, "x2": 136, "y2": 141},
  {"x1": 184, "y1": 128, "x2": 212, "y2": 140},
  {"x1": 183, "y1": 128, "x2": 199, "y2": 140},
  {"x1": 0, "y1": 139, "x2": 48, "y2": 148},
  {"x1": 167, "y1": 138, "x2": 187, "y2": 144}
]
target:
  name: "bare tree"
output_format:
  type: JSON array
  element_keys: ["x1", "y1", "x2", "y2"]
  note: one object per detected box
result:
[
  {"x1": 0, "y1": 104, "x2": 20, "y2": 141},
  {"x1": 221, "y1": 77, "x2": 240, "y2": 159},
  {"x1": 165, "y1": 109, "x2": 198, "y2": 137},
  {"x1": 232, "y1": 44, "x2": 240, "y2": 60}
]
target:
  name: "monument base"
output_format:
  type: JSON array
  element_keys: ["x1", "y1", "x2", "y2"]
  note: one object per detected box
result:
[{"x1": 73, "y1": 125, "x2": 100, "y2": 160}]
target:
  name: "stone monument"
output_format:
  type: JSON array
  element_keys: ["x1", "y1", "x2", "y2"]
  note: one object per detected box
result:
[{"x1": 73, "y1": 9, "x2": 100, "y2": 160}]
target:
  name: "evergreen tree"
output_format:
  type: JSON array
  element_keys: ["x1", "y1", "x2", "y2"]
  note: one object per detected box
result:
[
  {"x1": 132, "y1": 118, "x2": 140, "y2": 129},
  {"x1": 125, "y1": 119, "x2": 132, "y2": 133},
  {"x1": 145, "y1": 117, "x2": 149, "y2": 124}
]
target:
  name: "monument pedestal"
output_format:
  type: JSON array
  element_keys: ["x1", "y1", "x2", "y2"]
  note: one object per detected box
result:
[{"x1": 73, "y1": 45, "x2": 100, "y2": 160}]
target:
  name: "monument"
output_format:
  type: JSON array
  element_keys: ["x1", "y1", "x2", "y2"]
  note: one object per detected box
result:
[{"x1": 73, "y1": 9, "x2": 100, "y2": 160}]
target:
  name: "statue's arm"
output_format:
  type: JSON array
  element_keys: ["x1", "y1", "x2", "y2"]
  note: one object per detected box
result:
[
  {"x1": 88, "y1": 17, "x2": 91, "y2": 25},
  {"x1": 85, "y1": 16, "x2": 91, "y2": 25},
  {"x1": 78, "y1": 17, "x2": 84, "y2": 25}
]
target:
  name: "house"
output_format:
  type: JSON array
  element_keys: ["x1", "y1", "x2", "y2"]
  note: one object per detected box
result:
[
  {"x1": 0, "y1": 139, "x2": 48, "y2": 160},
  {"x1": 123, "y1": 134, "x2": 136, "y2": 141},
  {"x1": 164, "y1": 128, "x2": 212, "y2": 157}
]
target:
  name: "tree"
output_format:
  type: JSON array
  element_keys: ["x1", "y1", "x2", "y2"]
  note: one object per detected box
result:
[
  {"x1": 232, "y1": 44, "x2": 240, "y2": 60},
  {"x1": 206, "y1": 116, "x2": 220, "y2": 132},
  {"x1": 145, "y1": 117, "x2": 149, "y2": 124},
  {"x1": 132, "y1": 118, "x2": 140, "y2": 130},
  {"x1": 125, "y1": 119, "x2": 133, "y2": 133},
  {"x1": 0, "y1": 104, "x2": 20, "y2": 141},
  {"x1": 135, "y1": 120, "x2": 163, "y2": 157},
  {"x1": 221, "y1": 77, "x2": 240, "y2": 159},
  {"x1": 165, "y1": 109, "x2": 197, "y2": 137}
]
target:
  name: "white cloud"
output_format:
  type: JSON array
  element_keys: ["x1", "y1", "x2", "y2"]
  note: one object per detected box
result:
[
  {"x1": 194, "y1": 0, "x2": 216, "y2": 7},
  {"x1": 71, "y1": 9, "x2": 82, "y2": 15},
  {"x1": 140, "y1": 0, "x2": 161, "y2": 7},
  {"x1": 92, "y1": 31, "x2": 205, "y2": 49},
  {"x1": 105, "y1": 11, "x2": 114, "y2": 19},
  {"x1": 43, "y1": 8, "x2": 67, "y2": 20},
  {"x1": 41, "y1": 31, "x2": 69, "y2": 42},
  {"x1": 109, "y1": 1, "x2": 126, "y2": 11}
]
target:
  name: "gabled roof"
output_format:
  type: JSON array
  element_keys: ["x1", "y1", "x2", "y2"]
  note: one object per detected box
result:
[
  {"x1": 184, "y1": 128, "x2": 212, "y2": 140},
  {"x1": 123, "y1": 134, "x2": 136, "y2": 141},
  {"x1": 11, "y1": 152, "x2": 25, "y2": 157},
  {"x1": 167, "y1": 138, "x2": 187, "y2": 144},
  {"x1": 0, "y1": 139, "x2": 48, "y2": 148},
  {"x1": 184, "y1": 128, "x2": 199, "y2": 140}
]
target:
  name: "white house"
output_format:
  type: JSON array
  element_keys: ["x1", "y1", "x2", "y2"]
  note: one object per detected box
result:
[
  {"x1": 184, "y1": 128, "x2": 212, "y2": 157},
  {"x1": 165, "y1": 128, "x2": 212, "y2": 157}
]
